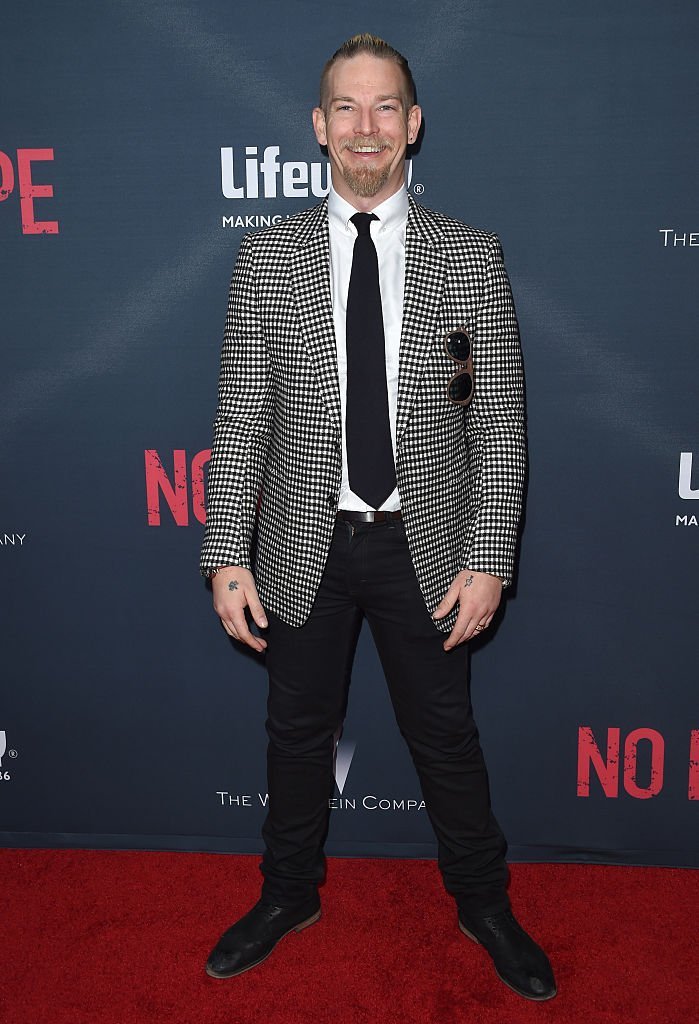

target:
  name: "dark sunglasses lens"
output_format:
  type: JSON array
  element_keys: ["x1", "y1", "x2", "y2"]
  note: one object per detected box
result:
[
  {"x1": 446, "y1": 331, "x2": 471, "y2": 361},
  {"x1": 448, "y1": 372, "x2": 473, "y2": 403}
]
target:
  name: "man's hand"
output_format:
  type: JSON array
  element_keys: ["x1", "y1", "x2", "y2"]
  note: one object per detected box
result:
[
  {"x1": 212, "y1": 566, "x2": 268, "y2": 653},
  {"x1": 432, "y1": 569, "x2": 503, "y2": 651}
]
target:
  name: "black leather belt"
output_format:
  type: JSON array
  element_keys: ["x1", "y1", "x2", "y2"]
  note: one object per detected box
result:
[{"x1": 336, "y1": 509, "x2": 402, "y2": 524}]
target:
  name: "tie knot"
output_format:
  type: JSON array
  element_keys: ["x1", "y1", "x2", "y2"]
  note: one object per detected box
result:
[{"x1": 351, "y1": 212, "x2": 378, "y2": 237}]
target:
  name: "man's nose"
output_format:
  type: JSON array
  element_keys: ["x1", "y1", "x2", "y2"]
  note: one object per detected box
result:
[{"x1": 354, "y1": 107, "x2": 378, "y2": 136}]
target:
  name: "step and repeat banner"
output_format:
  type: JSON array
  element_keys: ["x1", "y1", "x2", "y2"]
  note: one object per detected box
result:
[{"x1": 1, "y1": 1, "x2": 697, "y2": 866}]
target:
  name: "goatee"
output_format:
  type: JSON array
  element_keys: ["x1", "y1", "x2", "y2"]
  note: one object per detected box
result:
[{"x1": 341, "y1": 163, "x2": 392, "y2": 199}]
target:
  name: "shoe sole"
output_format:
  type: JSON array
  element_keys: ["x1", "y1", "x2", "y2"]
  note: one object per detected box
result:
[
  {"x1": 205, "y1": 909, "x2": 321, "y2": 979},
  {"x1": 458, "y1": 920, "x2": 557, "y2": 1002}
]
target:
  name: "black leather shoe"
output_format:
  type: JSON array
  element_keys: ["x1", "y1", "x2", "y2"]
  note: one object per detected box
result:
[
  {"x1": 205, "y1": 898, "x2": 321, "y2": 978},
  {"x1": 458, "y1": 908, "x2": 557, "y2": 1001}
]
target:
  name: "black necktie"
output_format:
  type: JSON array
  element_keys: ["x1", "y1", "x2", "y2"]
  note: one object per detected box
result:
[{"x1": 345, "y1": 212, "x2": 396, "y2": 509}]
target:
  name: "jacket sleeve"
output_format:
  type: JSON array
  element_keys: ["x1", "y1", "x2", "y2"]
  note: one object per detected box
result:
[
  {"x1": 199, "y1": 234, "x2": 273, "y2": 575},
  {"x1": 459, "y1": 234, "x2": 527, "y2": 585}
]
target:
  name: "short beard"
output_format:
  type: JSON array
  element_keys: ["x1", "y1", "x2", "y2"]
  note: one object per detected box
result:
[
  {"x1": 338, "y1": 136, "x2": 395, "y2": 198},
  {"x1": 341, "y1": 162, "x2": 392, "y2": 198}
]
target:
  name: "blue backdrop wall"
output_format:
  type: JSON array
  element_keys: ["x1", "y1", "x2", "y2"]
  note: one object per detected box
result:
[{"x1": 1, "y1": 0, "x2": 697, "y2": 866}]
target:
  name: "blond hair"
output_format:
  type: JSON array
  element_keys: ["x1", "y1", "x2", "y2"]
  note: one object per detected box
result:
[{"x1": 319, "y1": 34, "x2": 416, "y2": 113}]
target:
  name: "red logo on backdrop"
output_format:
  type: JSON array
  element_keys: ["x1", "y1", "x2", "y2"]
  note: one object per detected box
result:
[
  {"x1": 0, "y1": 148, "x2": 59, "y2": 234},
  {"x1": 577, "y1": 726, "x2": 699, "y2": 800},
  {"x1": 145, "y1": 449, "x2": 210, "y2": 526}
]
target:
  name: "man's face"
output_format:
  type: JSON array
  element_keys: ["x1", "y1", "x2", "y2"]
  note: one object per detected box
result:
[{"x1": 313, "y1": 53, "x2": 421, "y2": 210}]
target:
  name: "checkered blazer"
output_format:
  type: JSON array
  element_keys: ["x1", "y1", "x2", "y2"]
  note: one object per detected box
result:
[{"x1": 200, "y1": 196, "x2": 526, "y2": 631}]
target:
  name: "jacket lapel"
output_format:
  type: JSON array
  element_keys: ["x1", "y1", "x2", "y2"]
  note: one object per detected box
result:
[
  {"x1": 288, "y1": 196, "x2": 446, "y2": 440},
  {"x1": 289, "y1": 199, "x2": 342, "y2": 431},
  {"x1": 396, "y1": 198, "x2": 446, "y2": 443}
]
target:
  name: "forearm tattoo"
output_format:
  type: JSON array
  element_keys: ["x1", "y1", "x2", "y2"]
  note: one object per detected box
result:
[
  {"x1": 228, "y1": 580, "x2": 239, "y2": 592},
  {"x1": 463, "y1": 575, "x2": 474, "y2": 588}
]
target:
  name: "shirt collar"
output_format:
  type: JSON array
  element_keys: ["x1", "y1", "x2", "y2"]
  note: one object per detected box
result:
[{"x1": 328, "y1": 183, "x2": 409, "y2": 238}]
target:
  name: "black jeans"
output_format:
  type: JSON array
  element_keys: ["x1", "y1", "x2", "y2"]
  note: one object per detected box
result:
[{"x1": 260, "y1": 518, "x2": 509, "y2": 916}]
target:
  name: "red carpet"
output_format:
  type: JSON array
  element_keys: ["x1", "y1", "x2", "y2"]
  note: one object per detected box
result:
[{"x1": 1, "y1": 849, "x2": 696, "y2": 1024}]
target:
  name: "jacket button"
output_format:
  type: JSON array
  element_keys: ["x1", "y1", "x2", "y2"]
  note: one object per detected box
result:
[{"x1": 326, "y1": 494, "x2": 336, "y2": 508}]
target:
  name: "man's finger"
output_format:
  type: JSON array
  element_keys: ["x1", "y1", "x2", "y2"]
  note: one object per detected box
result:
[
  {"x1": 247, "y1": 590, "x2": 269, "y2": 630},
  {"x1": 432, "y1": 582, "x2": 460, "y2": 619},
  {"x1": 230, "y1": 608, "x2": 267, "y2": 652},
  {"x1": 444, "y1": 625, "x2": 468, "y2": 650},
  {"x1": 444, "y1": 606, "x2": 474, "y2": 649},
  {"x1": 444, "y1": 596, "x2": 496, "y2": 648},
  {"x1": 462, "y1": 607, "x2": 496, "y2": 643},
  {"x1": 473, "y1": 613, "x2": 495, "y2": 637},
  {"x1": 221, "y1": 619, "x2": 240, "y2": 640}
]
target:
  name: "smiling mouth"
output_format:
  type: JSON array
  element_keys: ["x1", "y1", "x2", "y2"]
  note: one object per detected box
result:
[{"x1": 342, "y1": 139, "x2": 392, "y2": 155}]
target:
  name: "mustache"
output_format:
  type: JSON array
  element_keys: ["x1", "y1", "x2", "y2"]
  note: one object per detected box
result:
[{"x1": 340, "y1": 137, "x2": 394, "y2": 152}]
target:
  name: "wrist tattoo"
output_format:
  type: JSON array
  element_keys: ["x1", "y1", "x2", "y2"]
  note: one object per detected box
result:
[
  {"x1": 228, "y1": 580, "x2": 239, "y2": 592},
  {"x1": 464, "y1": 575, "x2": 474, "y2": 588}
]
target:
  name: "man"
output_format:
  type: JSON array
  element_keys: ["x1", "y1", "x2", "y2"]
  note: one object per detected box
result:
[{"x1": 200, "y1": 34, "x2": 556, "y2": 1001}]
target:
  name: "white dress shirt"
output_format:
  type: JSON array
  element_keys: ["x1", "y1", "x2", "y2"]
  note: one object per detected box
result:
[{"x1": 327, "y1": 184, "x2": 408, "y2": 512}]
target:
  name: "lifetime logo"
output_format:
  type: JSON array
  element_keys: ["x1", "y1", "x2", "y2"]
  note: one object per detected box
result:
[
  {"x1": 0, "y1": 731, "x2": 16, "y2": 782},
  {"x1": 221, "y1": 146, "x2": 414, "y2": 200},
  {"x1": 222, "y1": 146, "x2": 330, "y2": 200},
  {"x1": 678, "y1": 452, "x2": 699, "y2": 499}
]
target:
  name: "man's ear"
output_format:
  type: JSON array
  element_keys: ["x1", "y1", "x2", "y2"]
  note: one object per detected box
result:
[
  {"x1": 407, "y1": 104, "x2": 422, "y2": 144},
  {"x1": 312, "y1": 107, "x2": 327, "y2": 146}
]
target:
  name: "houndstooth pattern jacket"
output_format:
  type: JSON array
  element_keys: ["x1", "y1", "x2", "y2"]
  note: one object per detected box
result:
[{"x1": 200, "y1": 196, "x2": 526, "y2": 632}]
